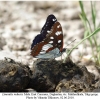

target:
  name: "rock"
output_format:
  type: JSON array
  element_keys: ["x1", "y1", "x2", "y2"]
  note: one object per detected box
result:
[
  {"x1": 29, "y1": 59, "x2": 56, "y2": 92},
  {"x1": 55, "y1": 65, "x2": 95, "y2": 92},
  {"x1": 28, "y1": 57, "x2": 100, "y2": 92},
  {"x1": 78, "y1": 55, "x2": 100, "y2": 79},
  {"x1": 0, "y1": 58, "x2": 31, "y2": 92},
  {"x1": 29, "y1": 57, "x2": 89, "y2": 92}
]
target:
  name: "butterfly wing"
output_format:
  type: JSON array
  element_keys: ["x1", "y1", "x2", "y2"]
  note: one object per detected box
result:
[
  {"x1": 31, "y1": 22, "x2": 63, "y2": 57},
  {"x1": 40, "y1": 14, "x2": 57, "y2": 35},
  {"x1": 31, "y1": 14, "x2": 57, "y2": 50},
  {"x1": 43, "y1": 22, "x2": 63, "y2": 53}
]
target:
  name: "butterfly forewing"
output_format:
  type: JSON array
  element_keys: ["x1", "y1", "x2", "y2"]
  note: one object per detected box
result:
[{"x1": 31, "y1": 14, "x2": 57, "y2": 50}]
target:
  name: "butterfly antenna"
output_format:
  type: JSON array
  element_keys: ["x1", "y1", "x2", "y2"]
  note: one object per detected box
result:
[
  {"x1": 66, "y1": 39, "x2": 76, "y2": 46},
  {"x1": 64, "y1": 39, "x2": 78, "y2": 50}
]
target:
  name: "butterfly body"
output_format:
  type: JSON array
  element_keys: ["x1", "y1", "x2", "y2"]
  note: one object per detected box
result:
[{"x1": 31, "y1": 14, "x2": 65, "y2": 59}]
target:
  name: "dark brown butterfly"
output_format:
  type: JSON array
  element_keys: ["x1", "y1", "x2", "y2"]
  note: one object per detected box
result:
[{"x1": 31, "y1": 14, "x2": 66, "y2": 59}]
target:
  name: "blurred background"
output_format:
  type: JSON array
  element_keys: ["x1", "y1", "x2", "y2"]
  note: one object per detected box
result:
[{"x1": 0, "y1": 1, "x2": 100, "y2": 66}]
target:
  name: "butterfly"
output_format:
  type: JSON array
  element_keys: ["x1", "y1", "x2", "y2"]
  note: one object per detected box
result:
[{"x1": 30, "y1": 14, "x2": 66, "y2": 59}]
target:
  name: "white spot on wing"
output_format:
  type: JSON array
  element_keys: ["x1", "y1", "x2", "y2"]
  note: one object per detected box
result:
[
  {"x1": 49, "y1": 41, "x2": 53, "y2": 44},
  {"x1": 53, "y1": 18, "x2": 56, "y2": 21},
  {"x1": 55, "y1": 31, "x2": 62, "y2": 36},
  {"x1": 42, "y1": 44, "x2": 53, "y2": 51},
  {"x1": 40, "y1": 51, "x2": 46, "y2": 54},
  {"x1": 50, "y1": 37, "x2": 54, "y2": 39},
  {"x1": 47, "y1": 30, "x2": 50, "y2": 33},
  {"x1": 57, "y1": 25, "x2": 61, "y2": 28},
  {"x1": 58, "y1": 40, "x2": 61, "y2": 43}
]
